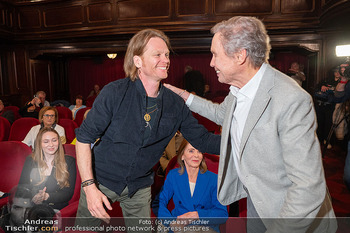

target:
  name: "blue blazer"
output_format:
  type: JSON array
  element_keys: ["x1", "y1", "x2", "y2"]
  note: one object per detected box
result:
[{"x1": 158, "y1": 168, "x2": 228, "y2": 232}]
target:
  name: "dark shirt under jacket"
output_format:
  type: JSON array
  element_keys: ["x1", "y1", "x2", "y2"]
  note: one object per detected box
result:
[
  {"x1": 19, "y1": 102, "x2": 41, "y2": 118},
  {"x1": 76, "y1": 78, "x2": 220, "y2": 197},
  {"x1": 18, "y1": 155, "x2": 76, "y2": 210}
]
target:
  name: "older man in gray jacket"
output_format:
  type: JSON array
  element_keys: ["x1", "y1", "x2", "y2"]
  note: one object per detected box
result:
[{"x1": 165, "y1": 16, "x2": 337, "y2": 233}]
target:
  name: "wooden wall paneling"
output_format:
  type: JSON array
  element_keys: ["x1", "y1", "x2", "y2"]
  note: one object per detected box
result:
[
  {"x1": 43, "y1": 4, "x2": 84, "y2": 28},
  {"x1": 0, "y1": 5, "x2": 5, "y2": 26},
  {"x1": 117, "y1": 0, "x2": 170, "y2": 20},
  {"x1": 214, "y1": 0, "x2": 273, "y2": 15},
  {"x1": 87, "y1": 1, "x2": 113, "y2": 23},
  {"x1": 176, "y1": 0, "x2": 208, "y2": 17},
  {"x1": 0, "y1": 2, "x2": 14, "y2": 40},
  {"x1": 13, "y1": 49, "x2": 30, "y2": 95},
  {"x1": 30, "y1": 59, "x2": 53, "y2": 102},
  {"x1": 281, "y1": 0, "x2": 315, "y2": 13},
  {"x1": 18, "y1": 9, "x2": 41, "y2": 29}
]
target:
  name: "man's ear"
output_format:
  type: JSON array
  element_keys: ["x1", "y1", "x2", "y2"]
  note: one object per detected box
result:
[
  {"x1": 236, "y1": 49, "x2": 247, "y2": 64},
  {"x1": 133, "y1": 55, "x2": 142, "y2": 68}
]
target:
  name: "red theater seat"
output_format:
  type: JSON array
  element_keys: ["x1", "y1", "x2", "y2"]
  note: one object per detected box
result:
[
  {"x1": 60, "y1": 144, "x2": 81, "y2": 217},
  {"x1": 58, "y1": 119, "x2": 78, "y2": 144},
  {"x1": 0, "y1": 116, "x2": 11, "y2": 141},
  {"x1": 74, "y1": 107, "x2": 91, "y2": 126},
  {"x1": 56, "y1": 106, "x2": 73, "y2": 120},
  {"x1": 0, "y1": 141, "x2": 31, "y2": 208},
  {"x1": 8, "y1": 117, "x2": 40, "y2": 141},
  {"x1": 4, "y1": 106, "x2": 21, "y2": 120},
  {"x1": 192, "y1": 112, "x2": 220, "y2": 133}
]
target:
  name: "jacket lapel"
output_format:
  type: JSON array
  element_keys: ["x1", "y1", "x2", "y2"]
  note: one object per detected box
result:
[
  {"x1": 192, "y1": 171, "x2": 208, "y2": 206},
  {"x1": 239, "y1": 65, "x2": 274, "y2": 157}
]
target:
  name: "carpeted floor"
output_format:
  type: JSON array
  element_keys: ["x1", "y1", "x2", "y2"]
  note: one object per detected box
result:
[{"x1": 322, "y1": 143, "x2": 350, "y2": 217}]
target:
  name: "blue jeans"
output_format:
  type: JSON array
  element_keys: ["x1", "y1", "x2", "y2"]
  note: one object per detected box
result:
[{"x1": 345, "y1": 141, "x2": 350, "y2": 191}]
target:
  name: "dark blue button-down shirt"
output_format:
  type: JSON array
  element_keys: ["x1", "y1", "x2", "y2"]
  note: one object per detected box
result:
[{"x1": 76, "y1": 78, "x2": 220, "y2": 196}]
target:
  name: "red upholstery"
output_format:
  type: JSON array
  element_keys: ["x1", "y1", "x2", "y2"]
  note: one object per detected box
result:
[
  {"x1": 4, "y1": 106, "x2": 21, "y2": 120},
  {"x1": 86, "y1": 96, "x2": 96, "y2": 107},
  {"x1": 0, "y1": 141, "x2": 31, "y2": 208},
  {"x1": 60, "y1": 144, "x2": 81, "y2": 217},
  {"x1": 74, "y1": 107, "x2": 91, "y2": 126},
  {"x1": 0, "y1": 116, "x2": 11, "y2": 141},
  {"x1": 8, "y1": 118, "x2": 40, "y2": 141},
  {"x1": 59, "y1": 144, "x2": 125, "y2": 218},
  {"x1": 203, "y1": 153, "x2": 219, "y2": 174},
  {"x1": 56, "y1": 106, "x2": 73, "y2": 120},
  {"x1": 192, "y1": 112, "x2": 220, "y2": 133},
  {"x1": 58, "y1": 119, "x2": 78, "y2": 144}
]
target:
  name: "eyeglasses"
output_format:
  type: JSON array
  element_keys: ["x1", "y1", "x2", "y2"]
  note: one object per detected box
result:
[{"x1": 43, "y1": 114, "x2": 55, "y2": 118}]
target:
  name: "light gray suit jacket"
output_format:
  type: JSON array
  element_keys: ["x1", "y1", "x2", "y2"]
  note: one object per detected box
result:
[{"x1": 189, "y1": 64, "x2": 337, "y2": 233}]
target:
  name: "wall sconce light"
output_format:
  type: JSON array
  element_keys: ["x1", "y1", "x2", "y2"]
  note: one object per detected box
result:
[
  {"x1": 107, "y1": 53, "x2": 117, "y2": 59},
  {"x1": 336, "y1": 45, "x2": 350, "y2": 62}
]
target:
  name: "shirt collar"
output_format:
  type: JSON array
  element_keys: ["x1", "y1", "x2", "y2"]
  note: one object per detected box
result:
[{"x1": 230, "y1": 63, "x2": 267, "y2": 100}]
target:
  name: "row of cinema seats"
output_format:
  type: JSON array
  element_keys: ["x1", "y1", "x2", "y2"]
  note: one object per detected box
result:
[
  {"x1": 0, "y1": 142, "x2": 224, "y2": 218},
  {"x1": 3, "y1": 105, "x2": 91, "y2": 125},
  {"x1": 0, "y1": 143, "x2": 246, "y2": 230},
  {"x1": 0, "y1": 107, "x2": 92, "y2": 143},
  {"x1": 0, "y1": 117, "x2": 77, "y2": 143}
]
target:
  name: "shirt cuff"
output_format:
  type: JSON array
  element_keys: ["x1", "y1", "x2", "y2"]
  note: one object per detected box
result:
[{"x1": 186, "y1": 93, "x2": 194, "y2": 106}]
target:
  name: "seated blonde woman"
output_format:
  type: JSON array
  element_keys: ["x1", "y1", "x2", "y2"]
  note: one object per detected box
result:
[
  {"x1": 157, "y1": 139, "x2": 228, "y2": 233},
  {"x1": 18, "y1": 127, "x2": 76, "y2": 210},
  {"x1": 22, "y1": 106, "x2": 66, "y2": 149}
]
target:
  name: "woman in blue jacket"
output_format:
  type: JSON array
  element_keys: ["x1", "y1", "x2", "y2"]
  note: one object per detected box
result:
[{"x1": 158, "y1": 139, "x2": 228, "y2": 233}]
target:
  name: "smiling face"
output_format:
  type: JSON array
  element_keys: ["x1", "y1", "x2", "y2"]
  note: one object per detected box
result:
[
  {"x1": 42, "y1": 109, "x2": 56, "y2": 127},
  {"x1": 210, "y1": 33, "x2": 241, "y2": 86},
  {"x1": 41, "y1": 131, "x2": 59, "y2": 157},
  {"x1": 181, "y1": 143, "x2": 203, "y2": 170},
  {"x1": 137, "y1": 37, "x2": 170, "y2": 82}
]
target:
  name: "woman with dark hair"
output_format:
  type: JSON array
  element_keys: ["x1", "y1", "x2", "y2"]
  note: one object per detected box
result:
[
  {"x1": 157, "y1": 139, "x2": 227, "y2": 233},
  {"x1": 69, "y1": 95, "x2": 86, "y2": 120},
  {"x1": 18, "y1": 127, "x2": 76, "y2": 210},
  {"x1": 22, "y1": 106, "x2": 66, "y2": 149}
]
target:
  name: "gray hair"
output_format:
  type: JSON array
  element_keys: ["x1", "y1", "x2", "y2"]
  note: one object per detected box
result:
[{"x1": 211, "y1": 16, "x2": 271, "y2": 68}]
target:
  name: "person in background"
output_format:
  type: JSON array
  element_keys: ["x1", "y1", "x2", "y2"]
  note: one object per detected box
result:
[
  {"x1": 183, "y1": 66, "x2": 205, "y2": 97},
  {"x1": 18, "y1": 127, "x2": 76, "y2": 210},
  {"x1": 19, "y1": 96, "x2": 42, "y2": 119},
  {"x1": 87, "y1": 84, "x2": 101, "y2": 99},
  {"x1": 165, "y1": 16, "x2": 336, "y2": 233},
  {"x1": 22, "y1": 107, "x2": 66, "y2": 149},
  {"x1": 69, "y1": 95, "x2": 86, "y2": 120},
  {"x1": 74, "y1": 28, "x2": 220, "y2": 233},
  {"x1": 314, "y1": 66, "x2": 341, "y2": 149},
  {"x1": 327, "y1": 65, "x2": 350, "y2": 191},
  {"x1": 35, "y1": 91, "x2": 50, "y2": 107},
  {"x1": 287, "y1": 61, "x2": 306, "y2": 86},
  {"x1": 0, "y1": 100, "x2": 15, "y2": 125},
  {"x1": 157, "y1": 139, "x2": 228, "y2": 233}
]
